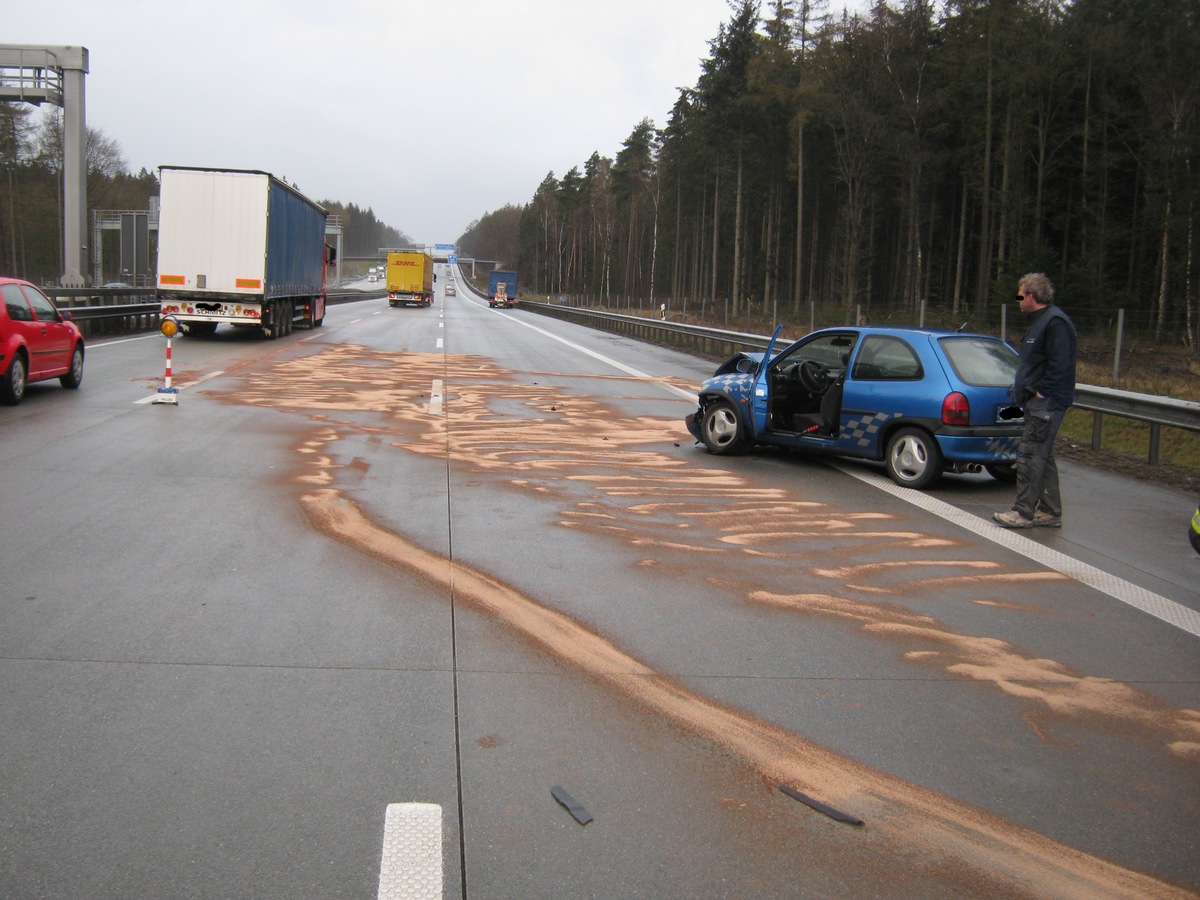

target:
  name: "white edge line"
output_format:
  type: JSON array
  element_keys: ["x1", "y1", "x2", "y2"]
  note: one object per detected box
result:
[
  {"x1": 833, "y1": 462, "x2": 1200, "y2": 638},
  {"x1": 493, "y1": 309, "x2": 696, "y2": 401},
  {"x1": 487, "y1": 300, "x2": 1198, "y2": 637}
]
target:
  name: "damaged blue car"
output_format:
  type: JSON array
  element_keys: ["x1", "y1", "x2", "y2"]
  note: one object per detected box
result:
[{"x1": 685, "y1": 325, "x2": 1025, "y2": 489}]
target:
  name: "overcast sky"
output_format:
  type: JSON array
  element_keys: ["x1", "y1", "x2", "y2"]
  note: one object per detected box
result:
[{"x1": 10, "y1": 0, "x2": 858, "y2": 246}]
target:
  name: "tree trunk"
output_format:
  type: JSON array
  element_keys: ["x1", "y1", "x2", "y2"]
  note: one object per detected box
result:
[
  {"x1": 974, "y1": 19, "x2": 995, "y2": 315},
  {"x1": 732, "y1": 146, "x2": 744, "y2": 317},
  {"x1": 794, "y1": 117, "x2": 805, "y2": 316},
  {"x1": 710, "y1": 168, "x2": 720, "y2": 312},
  {"x1": 953, "y1": 174, "x2": 968, "y2": 316}
]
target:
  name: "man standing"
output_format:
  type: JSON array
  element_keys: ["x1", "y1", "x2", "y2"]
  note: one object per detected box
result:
[{"x1": 994, "y1": 273, "x2": 1077, "y2": 529}]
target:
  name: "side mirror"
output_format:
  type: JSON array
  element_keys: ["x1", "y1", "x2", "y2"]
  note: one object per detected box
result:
[{"x1": 736, "y1": 357, "x2": 757, "y2": 374}]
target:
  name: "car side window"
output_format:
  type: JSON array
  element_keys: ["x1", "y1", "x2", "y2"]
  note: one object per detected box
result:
[
  {"x1": 852, "y1": 335, "x2": 923, "y2": 380},
  {"x1": 24, "y1": 286, "x2": 60, "y2": 322},
  {"x1": 2, "y1": 283, "x2": 35, "y2": 322}
]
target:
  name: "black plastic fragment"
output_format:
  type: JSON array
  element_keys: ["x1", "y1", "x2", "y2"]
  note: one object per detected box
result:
[
  {"x1": 551, "y1": 785, "x2": 593, "y2": 826},
  {"x1": 778, "y1": 784, "x2": 864, "y2": 826}
]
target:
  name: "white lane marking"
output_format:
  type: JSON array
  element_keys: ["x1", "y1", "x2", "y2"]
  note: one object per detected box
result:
[
  {"x1": 834, "y1": 463, "x2": 1200, "y2": 639},
  {"x1": 378, "y1": 803, "x2": 442, "y2": 900},
  {"x1": 436, "y1": 338, "x2": 444, "y2": 349},
  {"x1": 85, "y1": 334, "x2": 159, "y2": 348},
  {"x1": 429, "y1": 379, "x2": 443, "y2": 415},
  {"x1": 134, "y1": 370, "x2": 225, "y2": 404},
  {"x1": 492, "y1": 310, "x2": 695, "y2": 401}
]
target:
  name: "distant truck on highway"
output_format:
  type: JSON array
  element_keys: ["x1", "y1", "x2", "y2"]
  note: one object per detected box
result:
[
  {"x1": 488, "y1": 270, "x2": 517, "y2": 308},
  {"x1": 156, "y1": 166, "x2": 328, "y2": 338},
  {"x1": 387, "y1": 251, "x2": 434, "y2": 307}
]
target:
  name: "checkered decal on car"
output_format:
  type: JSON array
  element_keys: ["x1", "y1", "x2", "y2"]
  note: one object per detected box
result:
[
  {"x1": 985, "y1": 435, "x2": 1021, "y2": 456},
  {"x1": 703, "y1": 373, "x2": 756, "y2": 403},
  {"x1": 841, "y1": 411, "x2": 895, "y2": 448}
]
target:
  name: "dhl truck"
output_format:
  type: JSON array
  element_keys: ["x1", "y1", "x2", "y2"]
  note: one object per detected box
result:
[
  {"x1": 386, "y1": 251, "x2": 434, "y2": 307},
  {"x1": 156, "y1": 166, "x2": 329, "y2": 338}
]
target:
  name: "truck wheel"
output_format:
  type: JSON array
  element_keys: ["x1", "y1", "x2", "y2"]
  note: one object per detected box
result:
[
  {"x1": 885, "y1": 427, "x2": 943, "y2": 489},
  {"x1": 701, "y1": 400, "x2": 745, "y2": 455}
]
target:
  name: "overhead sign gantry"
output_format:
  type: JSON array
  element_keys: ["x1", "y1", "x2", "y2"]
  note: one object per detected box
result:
[{"x1": 0, "y1": 44, "x2": 89, "y2": 286}]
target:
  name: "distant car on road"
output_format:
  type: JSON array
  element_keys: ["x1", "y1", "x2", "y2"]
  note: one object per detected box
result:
[
  {"x1": 1, "y1": 276, "x2": 86, "y2": 405},
  {"x1": 445, "y1": 284, "x2": 456, "y2": 296},
  {"x1": 685, "y1": 324, "x2": 1024, "y2": 489}
]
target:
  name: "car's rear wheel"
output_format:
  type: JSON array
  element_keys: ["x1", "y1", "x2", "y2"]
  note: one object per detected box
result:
[
  {"x1": 701, "y1": 400, "x2": 745, "y2": 455},
  {"x1": 985, "y1": 462, "x2": 1017, "y2": 482},
  {"x1": 60, "y1": 344, "x2": 84, "y2": 389},
  {"x1": 1, "y1": 352, "x2": 27, "y2": 405},
  {"x1": 885, "y1": 426, "x2": 943, "y2": 489}
]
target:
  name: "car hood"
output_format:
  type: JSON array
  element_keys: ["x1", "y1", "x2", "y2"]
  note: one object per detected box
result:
[{"x1": 711, "y1": 351, "x2": 766, "y2": 376}]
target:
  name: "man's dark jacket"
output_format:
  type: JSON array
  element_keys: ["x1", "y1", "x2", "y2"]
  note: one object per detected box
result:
[{"x1": 1013, "y1": 305, "x2": 1077, "y2": 410}]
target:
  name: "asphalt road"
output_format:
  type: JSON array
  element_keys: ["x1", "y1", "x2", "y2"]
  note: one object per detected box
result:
[{"x1": 2, "y1": 274, "x2": 1198, "y2": 899}]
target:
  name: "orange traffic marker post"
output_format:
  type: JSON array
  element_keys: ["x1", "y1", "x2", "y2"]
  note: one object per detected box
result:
[{"x1": 153, "y1": 316, "x2": 181, "y2": 405}]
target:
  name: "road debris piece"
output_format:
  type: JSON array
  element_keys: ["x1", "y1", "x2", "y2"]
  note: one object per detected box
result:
[
  {"x1": 779, "y1": 785, "x2": 864, "y2": 827},
  {"x1": 551, "y1": 786, "x2": 594, "y2": 826}
]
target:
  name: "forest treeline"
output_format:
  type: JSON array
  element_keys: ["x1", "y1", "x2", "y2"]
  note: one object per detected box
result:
[
  {"x1": 0, "y1": 104, "x2": 409, "y2": 283},
  {"x1": 458, "y1": 0, "x2": 1198, "y2": 348}
]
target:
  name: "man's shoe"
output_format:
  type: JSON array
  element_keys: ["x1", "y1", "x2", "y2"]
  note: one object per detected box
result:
[
  {"x1": 993, "y1": 510, "x2": 1034, "y2": 528},
  {"x1": 1033, "y1": 511, "x2": 1062, "y2": 528}
]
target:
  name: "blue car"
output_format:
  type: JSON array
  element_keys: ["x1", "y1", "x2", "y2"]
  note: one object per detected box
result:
[{"x1": 685, "y1": 325, "x2": 1025, "y2": 489}]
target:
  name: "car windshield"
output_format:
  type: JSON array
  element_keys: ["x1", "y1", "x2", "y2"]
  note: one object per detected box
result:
[{"x1": 938, "y1": 336, "x2": 1017, "y2": 386}]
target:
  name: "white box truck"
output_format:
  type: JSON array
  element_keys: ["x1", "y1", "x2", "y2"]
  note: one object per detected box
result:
[{"x1": 156, "y1": 166, "x2": 330, "y2": 338}]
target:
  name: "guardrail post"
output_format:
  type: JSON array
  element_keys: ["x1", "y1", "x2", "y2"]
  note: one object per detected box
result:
[
  {"x1": 1091, "y1": 411, "x2": 1104, "y2": 450},
  {"x1": 1149, "y1": 422, "x2": 1160, "y2": 464}
]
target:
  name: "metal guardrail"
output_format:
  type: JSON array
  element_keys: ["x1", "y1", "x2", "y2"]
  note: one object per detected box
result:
[
  {"x1": 519, "y1": 301, "x2": 1200, "y2": 465},
  {"x1": 46, "y1": 288, "x2": 386, "y2": 336}
]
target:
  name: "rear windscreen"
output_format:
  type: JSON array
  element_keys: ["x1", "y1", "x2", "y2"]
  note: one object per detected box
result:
[{"x1": 938, "y1": 337, "x2": 1018, "y2": 386}]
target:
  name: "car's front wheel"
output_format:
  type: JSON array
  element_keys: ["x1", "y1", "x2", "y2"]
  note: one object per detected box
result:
[
  {"x1": 701, "y1": 400, "x2": 745, "y2": 455},
  {"x1": 1, "y1": 352, "x2": 27, "y2": 405},
  {"x1": 60, "y1": 344, "x2": 84, "y2": 389},
  {"x1": 885, "y1": 427, "x2": 943, "y2": 489}
]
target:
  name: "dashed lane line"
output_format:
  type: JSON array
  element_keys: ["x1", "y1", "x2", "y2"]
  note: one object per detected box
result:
[{"x1": 377, "y1": 803, "x2": 442, "y2": 900}]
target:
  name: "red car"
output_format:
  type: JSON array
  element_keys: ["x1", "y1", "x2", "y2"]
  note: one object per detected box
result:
[{"x1": 1, "y1": 276, "x2": 86, "y2": 405}]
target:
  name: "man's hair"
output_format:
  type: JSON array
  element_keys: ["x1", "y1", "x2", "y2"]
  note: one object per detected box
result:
[{"x1": 1019, "y1": 272, "x2": 1055, "y2": 305}]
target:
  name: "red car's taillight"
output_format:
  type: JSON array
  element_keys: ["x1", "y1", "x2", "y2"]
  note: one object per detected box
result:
[{"x1": 942, "y1": 391, "x2": 970, "y2": 425}]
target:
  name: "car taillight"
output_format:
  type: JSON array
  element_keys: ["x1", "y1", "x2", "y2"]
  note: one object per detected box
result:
[{"x1": 942, "y1": 392, "x2": 970, "y2": 425}]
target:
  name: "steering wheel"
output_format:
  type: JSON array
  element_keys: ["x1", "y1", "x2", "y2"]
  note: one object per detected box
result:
[{"x1": 798, "y1": 359, "x2": 829, "y2": 394}]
